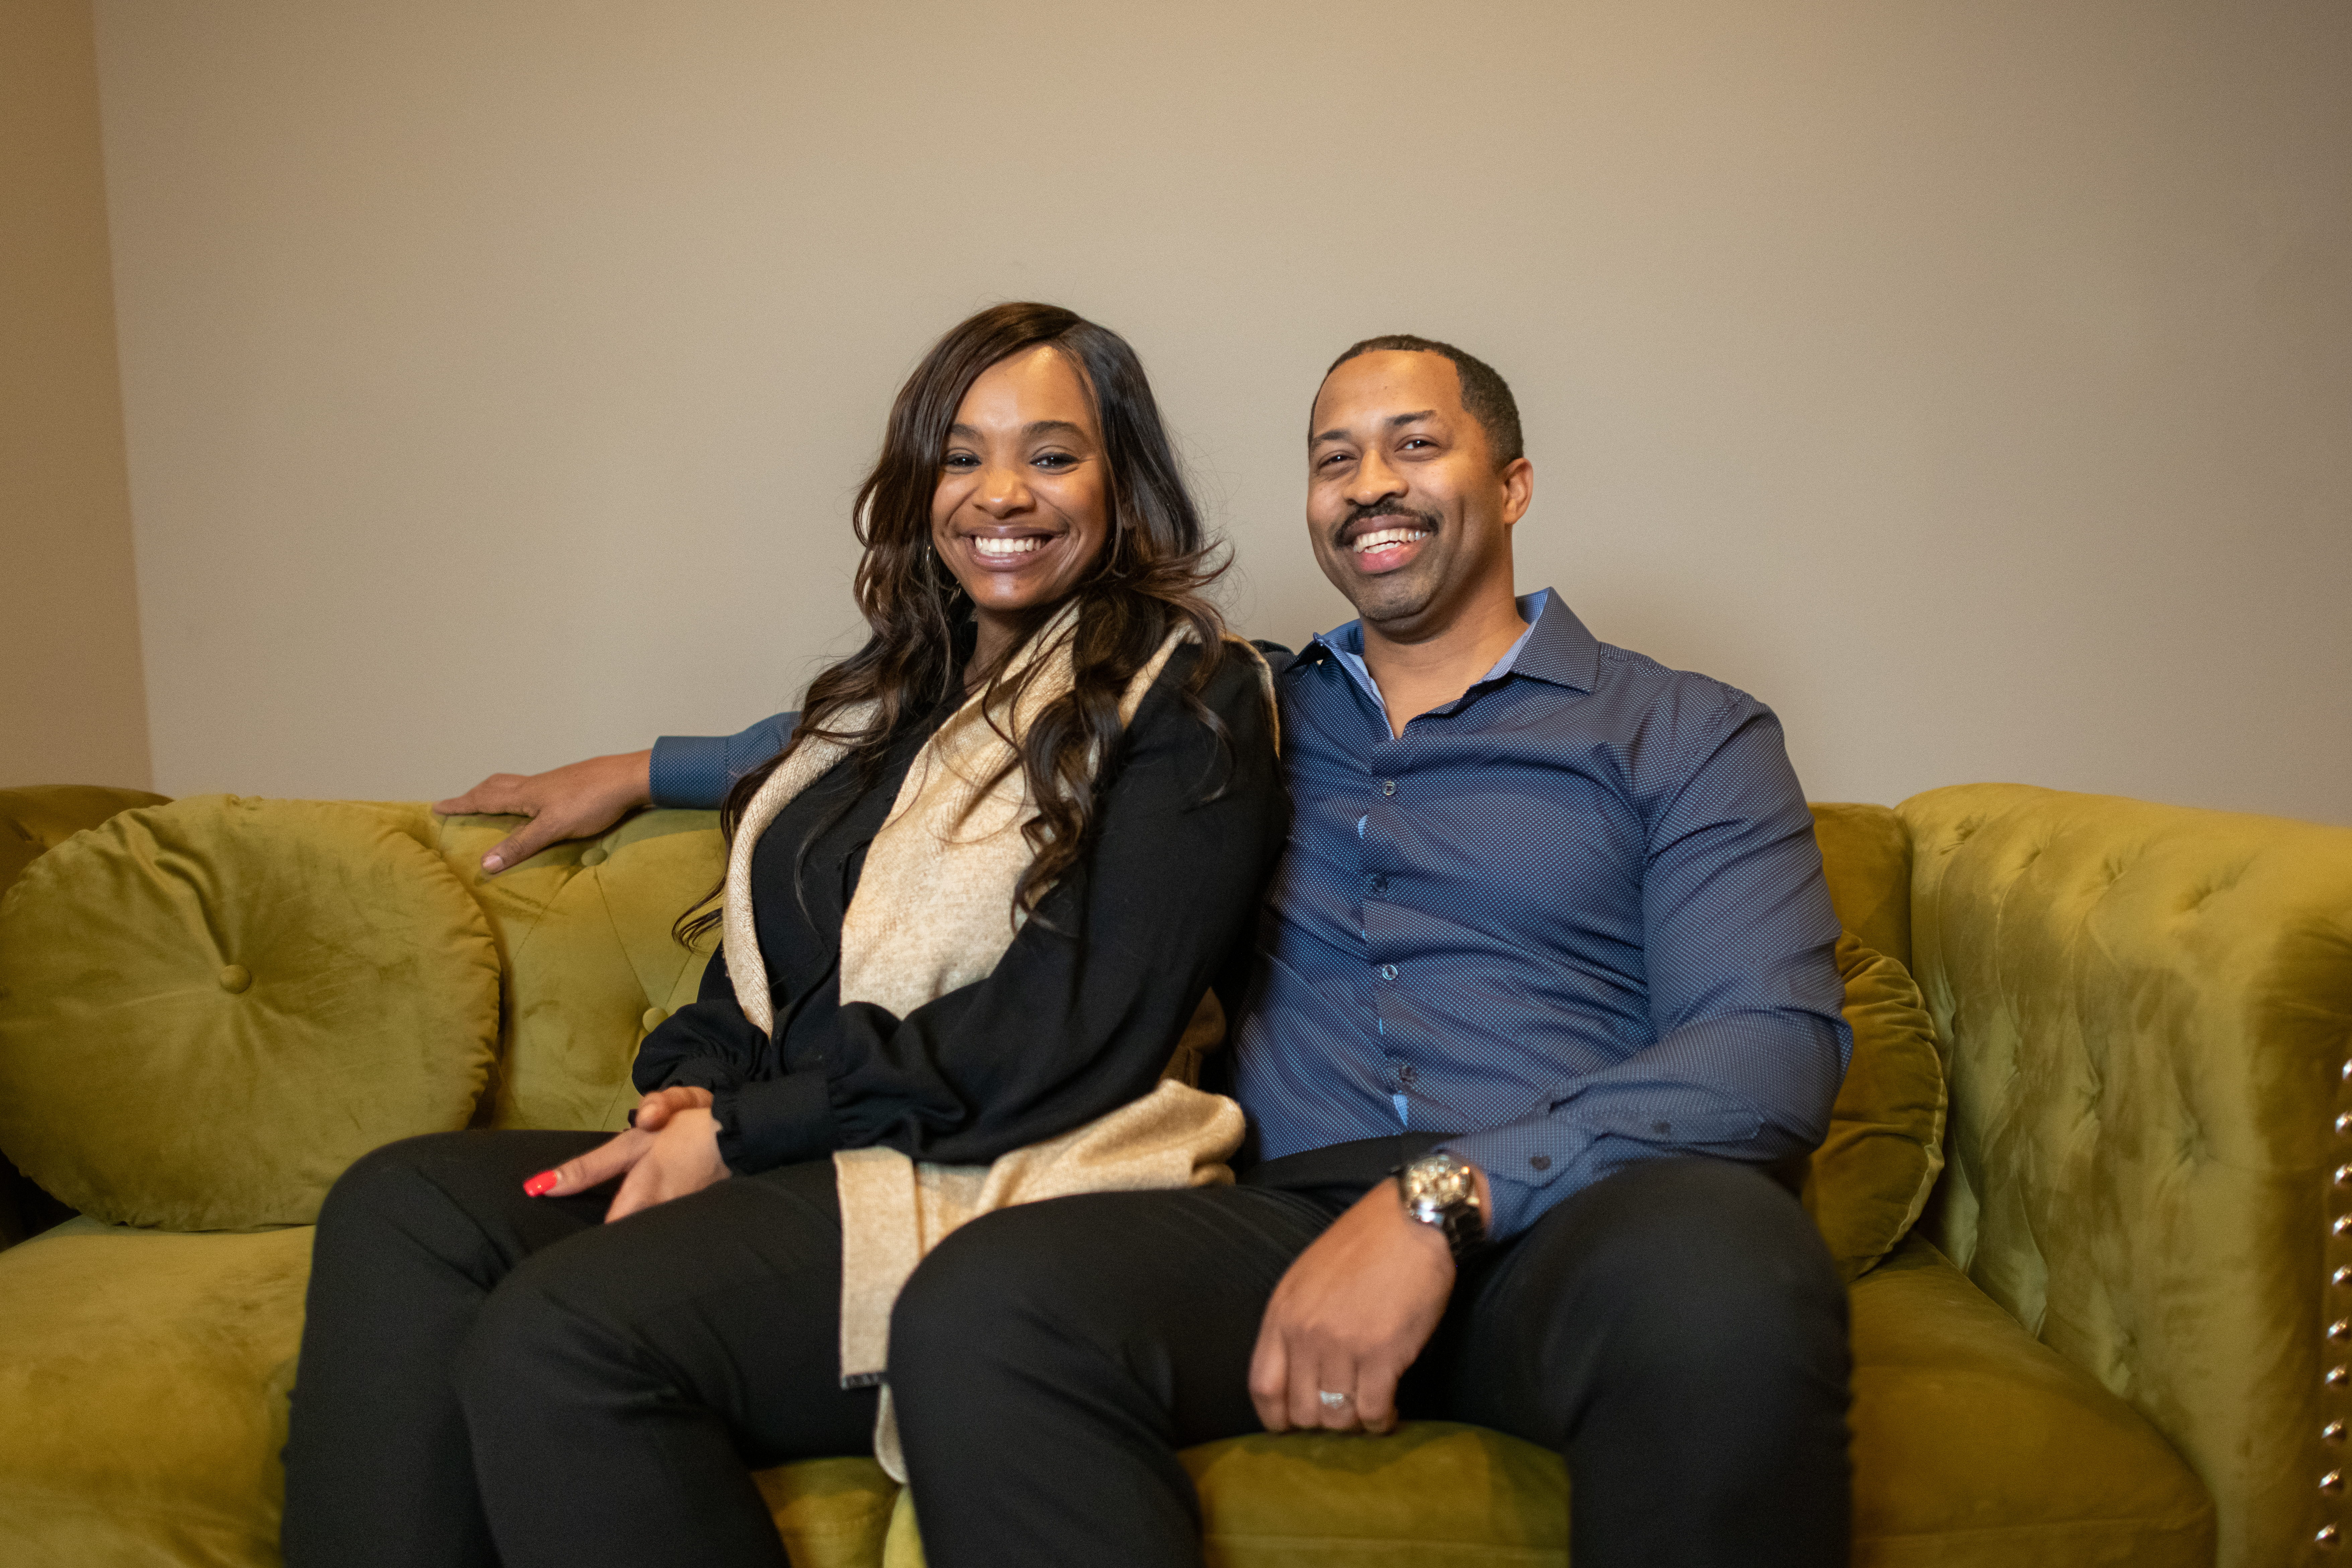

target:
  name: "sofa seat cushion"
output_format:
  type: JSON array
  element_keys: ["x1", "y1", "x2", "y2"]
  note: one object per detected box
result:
[
  {"x1": 880, "y1": 1235, "x2": 2212, "y2": 1568},
  {"x1": 0, "y1": 1219, "x2": 311, "y2": 1568},
  {"x1": 1846, "y1": 1233, "x2": 2214, "y2": 1565},
  {"x1": 0, "y1": 1218, "x2": 901, "y2": 1568},
  {"x1": 0, "y1": 796, "x2": 501, "y2": 1228}
]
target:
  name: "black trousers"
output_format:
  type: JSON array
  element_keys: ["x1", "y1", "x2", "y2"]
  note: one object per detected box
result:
[
  {"x1": 279, "y1": 1131, "x2": 876, "y2": 1568},
  {"x1": 282, "y1": 1132, "x2": 1848, "y2": 1568},
  {"x1": 890, "y1": 1137, "x2": 1852, "y2": 1568}
]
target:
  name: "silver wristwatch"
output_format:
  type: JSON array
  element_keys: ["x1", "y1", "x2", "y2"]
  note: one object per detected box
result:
[{"x1": 1396, "y1": 1151, "x2": 1486, "y2": 1260}]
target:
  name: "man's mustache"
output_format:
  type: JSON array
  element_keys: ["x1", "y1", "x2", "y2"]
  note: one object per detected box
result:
[{"x1": 1333, "y1": 502, "x2": 1442, "y2": 547}]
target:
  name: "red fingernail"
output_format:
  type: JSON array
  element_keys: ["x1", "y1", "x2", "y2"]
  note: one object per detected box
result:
[{"x1": 523, "y1": 1171, "x2": 559, "y2": 1197}]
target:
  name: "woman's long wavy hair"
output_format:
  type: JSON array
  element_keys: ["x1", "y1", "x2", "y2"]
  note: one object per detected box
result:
[{"x1": 677, "y1": 302, "x2": 1232, "y2": 947}]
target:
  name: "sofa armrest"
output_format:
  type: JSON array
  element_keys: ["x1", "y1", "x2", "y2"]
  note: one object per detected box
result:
[{"x1": 1902, "y1": 784, "x2": 2352, "y2": 1568}]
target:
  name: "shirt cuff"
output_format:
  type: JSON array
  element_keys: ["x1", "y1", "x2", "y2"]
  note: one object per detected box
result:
[
  {"x1": 649, "y1": 735, "x2": 732, "y2": 810},
  {"x1": 710, "y1": 1068, "x2": 838, "y2": 1175},
  {"x1": 1437, "y1": 1123, "x2": 1596, "y2": 1242}
]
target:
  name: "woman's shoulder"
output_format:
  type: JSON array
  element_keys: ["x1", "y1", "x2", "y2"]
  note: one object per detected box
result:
[{"x1": 1128, "y1": 633, "x2": 1279, "y2": 744}]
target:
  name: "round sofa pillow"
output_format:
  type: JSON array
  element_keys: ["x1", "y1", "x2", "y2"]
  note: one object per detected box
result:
[
  {"x1": 1802, "y1": 931, "x2": 1949, "y2": 1282},
  {"x1": 0, "y1": 796, "x2": 500, "y2": 1229}
]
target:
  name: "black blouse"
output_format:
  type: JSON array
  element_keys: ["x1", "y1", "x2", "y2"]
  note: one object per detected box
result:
[{"x1": 631, "y1": 644, "x2": 1286, "y2": 1174}]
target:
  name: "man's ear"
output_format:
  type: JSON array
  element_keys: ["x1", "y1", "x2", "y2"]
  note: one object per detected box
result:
[{"x1": 1499, "y1": 457, "x2": 1534, "y2": 528}]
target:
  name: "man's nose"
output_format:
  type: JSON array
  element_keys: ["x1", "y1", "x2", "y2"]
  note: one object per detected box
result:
[{"x1": 1348, "y1": 448, "x2": 1406, "y2": 505}]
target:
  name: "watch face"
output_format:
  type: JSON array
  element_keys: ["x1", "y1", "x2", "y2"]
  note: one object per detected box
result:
[{"x1": 1405, "y1": 1155, "x2": 1473, "y2": 1215}]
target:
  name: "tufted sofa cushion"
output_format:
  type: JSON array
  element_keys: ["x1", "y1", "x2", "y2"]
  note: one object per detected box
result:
[
  {"x1": 0, "y1": 797, "x2": 501, "y2": 1229},
  {"x1": 1902, "y1": 783, "x2": 2352, "y2": 1568},
  {"x1": 426, "y1": 807, "x2": 724, "y2": 1131}
]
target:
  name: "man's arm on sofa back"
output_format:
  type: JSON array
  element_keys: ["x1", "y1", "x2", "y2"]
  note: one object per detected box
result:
[{"x1": 433, "y1": 714, "x2": 797, "y2": 875}]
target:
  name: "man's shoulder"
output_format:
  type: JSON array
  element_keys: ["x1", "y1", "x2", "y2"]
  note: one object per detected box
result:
[{"x1": 1590, "y1": 638, "x2": 1771, "y2": 734}]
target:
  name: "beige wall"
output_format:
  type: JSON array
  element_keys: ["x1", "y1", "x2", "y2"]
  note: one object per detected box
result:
[
  {"x1": 91, "y1": 0, "x2": 2352, "y2": 822},
  {"x1": 1, "y1": 0, "x2": 148, "y2": 790}
]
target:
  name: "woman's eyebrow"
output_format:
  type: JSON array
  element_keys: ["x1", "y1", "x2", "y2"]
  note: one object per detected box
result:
[{"x1": 1023, "y1": 419, "x2": 1088, "y2": 440}]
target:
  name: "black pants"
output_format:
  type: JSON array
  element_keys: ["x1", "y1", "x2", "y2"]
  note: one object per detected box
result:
[
  {"x1": 890, "y1": 1137, "x2": 1852, "y2": 1568},
  {"x1": 279, "y1": 1131, "x2": 876, "y2": 1568},
  {"x1": 283, "y1": 1133, "x2": 1848, "y2": 1568}
]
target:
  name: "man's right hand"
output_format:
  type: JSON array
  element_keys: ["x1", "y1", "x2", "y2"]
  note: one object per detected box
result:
[{"x1": 434, "y1": 749, "x2": 654, "y2": 874}]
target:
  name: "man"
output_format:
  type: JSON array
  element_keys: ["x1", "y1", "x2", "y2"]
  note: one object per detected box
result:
[{"x1": 439, "y1": 337, "x2": 1853, "y2": 1566}]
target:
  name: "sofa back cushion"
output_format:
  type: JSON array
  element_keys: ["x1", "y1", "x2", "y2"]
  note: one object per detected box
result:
[
  {"x1": 0, "y1": 796, "x2": 500, "y2": 1229},
  {"x1": 426, "y1": 808, "x2": 723, "y2": 1131},
  {"x1": 1810, "y1": 802, "x2": 1914, "y2": 971}
]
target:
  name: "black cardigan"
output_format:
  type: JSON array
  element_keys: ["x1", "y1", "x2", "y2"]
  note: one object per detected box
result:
[{"x1": 631, "y1": 645, "x2": 1286, "y2": 1175}]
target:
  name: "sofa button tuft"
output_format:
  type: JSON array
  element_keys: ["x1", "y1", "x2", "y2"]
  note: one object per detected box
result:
[
  {"x1": 580, "y1": 846, "x2": 609, "y2": 868},
  {"x1": 641, "y1": 1007, "x2": 667, "y2": 1033},
  {"x1": 217, "y1": 964, "x2": 251, "y2": 994}
]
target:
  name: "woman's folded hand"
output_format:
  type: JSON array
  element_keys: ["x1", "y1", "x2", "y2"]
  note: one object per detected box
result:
[
  {"x1": 602, "y1": 1108, "x2": 730, "y2": 1222},
  {"x1": 521, "y1": 1087, "x2": 727, "y2": 1221}
]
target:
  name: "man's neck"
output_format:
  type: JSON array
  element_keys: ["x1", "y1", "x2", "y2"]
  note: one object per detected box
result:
[{"x1": 1359, "y1": 587, "x2": 1530, "y2": 739}]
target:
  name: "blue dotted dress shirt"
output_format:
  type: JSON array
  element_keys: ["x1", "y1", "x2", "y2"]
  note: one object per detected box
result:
[
  {"x1": 1233, "y1": 589, "x2": 1851, "y2": 1240},
  {"x1": 650, "y1": 589, "x2": 1851, "y2": 1244}
]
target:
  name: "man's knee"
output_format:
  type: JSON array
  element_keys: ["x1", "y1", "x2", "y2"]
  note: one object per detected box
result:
[{"x1": 1521, "y1": 1159, "x2": 1846, "y2": 1382}]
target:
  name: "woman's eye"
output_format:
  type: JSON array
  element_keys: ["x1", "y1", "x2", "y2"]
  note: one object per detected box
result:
[
  {"x1": 1033, "y1": 452, "x2": 1076, "y2": 471},
  {"x1": 943, "y1": 453, "x2": 979, "y2": 470}
]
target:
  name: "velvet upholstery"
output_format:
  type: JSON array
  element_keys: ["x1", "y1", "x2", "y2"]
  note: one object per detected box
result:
[
  {"x1": 0, "y1": 784, "x2": 170, "y2": 905},
  {"x1": 424, "y1": 807, "x2": 724, "y2": 1131},
  {"x1": 1810, "y1": 802, "x2": 1916, "y2": 972},
  {"x1": 0, "y1": 1218, "x2": 310, "y2": 1567},
  {"x1": 0, "y1": 797, "x2": 500, "y2": 1228},
  {"x1": 1900, "y1": 784, "x2": 2352, "y2": 1568},
  {"x1": 1803, "y1": 936, "x2": 1947, "y2": 1282},
  {"x1": 0, "y1": 782, "x2": 2289, "y2": 1567}
]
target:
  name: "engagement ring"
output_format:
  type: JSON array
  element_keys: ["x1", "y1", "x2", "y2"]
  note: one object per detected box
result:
[{"x1": 1317, "y1": 1389, "x2": 1351, "y2": 1409}]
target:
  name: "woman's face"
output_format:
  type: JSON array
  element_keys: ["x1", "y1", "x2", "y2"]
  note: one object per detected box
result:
[{"x1": 930, "y1": 346, "x2": 1111, "y2": 649}]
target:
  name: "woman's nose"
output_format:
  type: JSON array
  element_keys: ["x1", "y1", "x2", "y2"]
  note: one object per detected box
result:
[{"x1": 975, "y1": 465, "x2": 1032, "y2": 516}]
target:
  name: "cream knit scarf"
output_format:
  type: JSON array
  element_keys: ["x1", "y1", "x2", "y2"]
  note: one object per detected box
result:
[{"x1": 721, "y1": 600, "x2": 1259, "y2": 1478}]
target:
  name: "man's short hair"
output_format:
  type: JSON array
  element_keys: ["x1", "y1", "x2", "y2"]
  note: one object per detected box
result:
[{"x1": 1324, "y1": 334, "x2": 1524, "y2": 468}]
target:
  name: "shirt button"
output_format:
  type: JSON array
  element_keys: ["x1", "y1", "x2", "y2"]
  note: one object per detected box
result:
[
  {"x1": 1379, "y1": 963, "x2": 1398, "y2": 981},
  {"x1": 1530, "y1": 1154, "x2": 1552, "y2": 1171},
  {"x1": 1368, "y1": 874, "x2": 1389, "y2": 895},
  {"x1": 1398, "y1": 1064, "x2": 1418, "y2": 1085},
  {"x1": 1381, "y1": 779, "x2": 1396, "y2": 797}
]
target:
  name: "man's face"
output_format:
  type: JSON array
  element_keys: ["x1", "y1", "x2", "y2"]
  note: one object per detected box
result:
[{"x1": 1305, "y1": 350, "x2": 1530, "y2": 636}]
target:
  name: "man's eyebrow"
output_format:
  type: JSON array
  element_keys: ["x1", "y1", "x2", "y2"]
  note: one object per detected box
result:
[{"x1": 1311, "y1": 410, "x2": 1442, "y2": 447}]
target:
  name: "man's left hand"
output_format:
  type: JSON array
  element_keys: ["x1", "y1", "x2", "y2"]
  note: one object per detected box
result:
[{"x1": 1248, "y1": 1162, "x2": 1490, "y2": 1434}]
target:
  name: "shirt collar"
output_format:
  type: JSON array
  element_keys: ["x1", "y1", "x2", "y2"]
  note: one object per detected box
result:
[{"x1": 1305, "y1": 588, "x2": 1598, "y2": 714}]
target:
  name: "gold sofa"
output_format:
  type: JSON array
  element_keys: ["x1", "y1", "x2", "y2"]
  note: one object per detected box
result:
[{"x1": 1, "y1": 780, "x2": 2346, "y2": 1567}]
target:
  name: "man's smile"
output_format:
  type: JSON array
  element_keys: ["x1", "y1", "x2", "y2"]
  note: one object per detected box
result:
[{"x1": 1336, "y1": 508, "x2": 1439, "y2": 574}]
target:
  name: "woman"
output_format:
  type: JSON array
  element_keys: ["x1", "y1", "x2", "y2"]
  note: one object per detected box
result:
[{"x1": 280, "y1": 303, "x2": 1285, "y2": 1568}]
